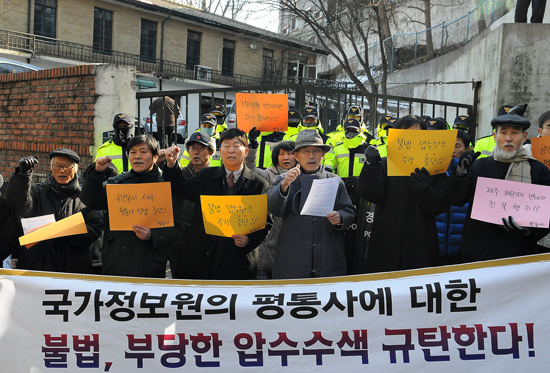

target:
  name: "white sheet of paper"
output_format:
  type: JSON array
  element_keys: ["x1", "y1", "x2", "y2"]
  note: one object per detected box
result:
[
  {"x1": 300, "y1": 177, "x2": 340, "y2": 217},
  {"x1": 20, "y1": 214, "x2": 56, "y2": 235}
]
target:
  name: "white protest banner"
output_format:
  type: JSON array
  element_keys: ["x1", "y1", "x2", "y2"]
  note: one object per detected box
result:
[{"x1": 1, "y1": 254, "x2": 549, "y2": 372}]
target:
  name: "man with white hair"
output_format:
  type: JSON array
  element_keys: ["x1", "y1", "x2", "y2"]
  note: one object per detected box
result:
[
  {"x1": 445, "y1": 104, "x2": 550, "y2": 263},
  {"x1": 7, "y1": 148, "x2": 103, "y2": 273}
]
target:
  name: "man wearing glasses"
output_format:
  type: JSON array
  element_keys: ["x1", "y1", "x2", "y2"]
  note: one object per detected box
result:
[
  {"x1": 6, "y1": 148, "x2": 103, "y2": 273},
  {"x1": 267, "y1": 129, "x2": 355, "y2": 279},
  {"x1": 163, "y1": 128, "x2": 270, "y2": 280}
]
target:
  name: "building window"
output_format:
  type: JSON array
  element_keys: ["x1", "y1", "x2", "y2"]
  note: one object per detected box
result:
[
  {"x1": 262, "y1": 49, "x2": 276, "y2": 82},
  {"x1": 34, "y1": 0, "x2": 57, "y2": 39},
  {"x1": 291, "y1": 17, "x2": 298, "y2": 30},
  {"x1": 186, "y1": 30, "x2": 201, "y2": 70},
  {"x1": 222, "y1": 39, "x2": 235, "y2": 77},
  {"x1": 140, "y1": 19, "x2": 157, "y2": 62},
  {"x1": 93, "y1": 8, "x2": 113, "y2": 54}
]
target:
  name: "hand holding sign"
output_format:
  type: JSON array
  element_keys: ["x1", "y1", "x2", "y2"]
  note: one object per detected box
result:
[
  {"x1": 471, "y1": 177, "x2": 550, "y2": 228},
  {"x1": 236, "y1": 93, "x2": 288, "y2": 132},
  {"x1": 200, "y1": 195, "x2": 267, "y2": 237},
  {"x1": 106, "y1": 182, "x2": 174, "y2": 230},
  {"x1": 387, "y1": 129, "x2": 457, "y2": 176}
]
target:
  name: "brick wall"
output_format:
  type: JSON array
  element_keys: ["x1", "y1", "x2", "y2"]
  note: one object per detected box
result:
[{"x1": 0, "y1": 65, "x2": 96, "y2": 180}]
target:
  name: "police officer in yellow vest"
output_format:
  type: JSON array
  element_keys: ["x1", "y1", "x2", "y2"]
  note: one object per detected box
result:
[
  {"x1": 325, "y1": 118, "x2": 370, "y2": 274},
  {"x1": 180, "y1": 113, "x2": 222, "y2": 167},
  {"x1": 210, "y1": 104, "x2": 228, "y2": 135},
  {"x1": 324, "y1": 118, "x2": 369, "y2": 179},
  {"x1": 247, "y1": 126, "x2": 286, "y2": 169},
  {"x1": 375, "y1": 116, "x2": 398, "y2": 158},
  {"x1": 474, "y1": 104, "x2": 513, "y2": 158},
  {"x1": 284, "y1": 108, "x2": 301, "y2": 140},
  {"x1": 95, "y1": 113, "x2": 134, "y2": 174},
  {"x1": 284, "y1": 106, "x2": 328, "y2": 143},
  {"x1": 327, "y1": 105, "x2": 375, "y2": 148}
]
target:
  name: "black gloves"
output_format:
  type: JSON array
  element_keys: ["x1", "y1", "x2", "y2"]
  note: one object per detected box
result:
[
  {"x1": 343, "y1": 176, "x2": 358, "y2": 195},
  {"x1": 508, "y1": 103, "x2": 528, "y2": 117},
  {"x1": 18, "y1": 156, "x2": 39, "y2": 173},
  {"x1": 456, "y1": 150, "x2": 480, "y2": 177},
  {"x1": 501, "y1": 216, "x2": 531, "y2": 236},
  {"x1": 248, "y1": 127, "x2": 261, "y2": 149},
  {"x1": 364, "y1": 145, "x2": 381, "y2": 168},
  {"x1": 410, "y1": 167, "x2": 431, "y2": 194}
]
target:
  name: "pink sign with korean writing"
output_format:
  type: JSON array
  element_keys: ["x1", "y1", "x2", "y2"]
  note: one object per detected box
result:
[{"x1": 471, "y1": 177, "x2": 550, "y2": 228}]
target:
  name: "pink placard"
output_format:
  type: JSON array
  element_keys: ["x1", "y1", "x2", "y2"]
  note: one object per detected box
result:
[{"x1": 471, "y1": 177, "x2": 550, "y2": 228}]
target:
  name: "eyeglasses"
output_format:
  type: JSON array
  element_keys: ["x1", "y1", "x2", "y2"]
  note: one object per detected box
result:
[
  {"x1": 52, "y1": 164, "x2": 75, "y2": 171},
  {"x1": 299, "y1": 148, "x2": 323, "y2": 156},
  {"x1": 188, "y1": 145, "x2": 208, "y2": 151}
]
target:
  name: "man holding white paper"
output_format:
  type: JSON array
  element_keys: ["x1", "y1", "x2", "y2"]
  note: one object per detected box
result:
[
  {"x1": 267, "y1": 130, "x2": 355, "y2": 279},
  {"x1": 7, "y1": 148, "x2": 103, "y2": 274},
  {"x1": 444, "y1": 104, "x2": 550, "y2": 263}
]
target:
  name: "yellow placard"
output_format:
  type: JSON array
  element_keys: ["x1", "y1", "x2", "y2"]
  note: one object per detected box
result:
[
  {"x1": 106, "y1": 182, "x2": 174, "y2": 230},
  {"x1": 200, "y1": 195, "x2": 267, "y2": 237},
  {"x1": 387, "y1": 129, "x2": 457, "y2": 176},
  {"x1": 236, "y1": 93, "x2": 288, "y2": 133},
  {"x1": 531, "y1": 136, "x2": 550, "y2": 169},
  {"x1": 19, "y1": 212, "x2": 88, "y2": 247}
]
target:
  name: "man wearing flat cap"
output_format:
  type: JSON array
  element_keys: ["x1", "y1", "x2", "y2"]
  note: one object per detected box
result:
[
  {"x1": 444, "y1": 104, "x2": 550, "y2": 263},
  {"x1": 267, "y1": 129, "x2": 355, "y2": 279},
  {"x1": 6, "y1": 148, "x2": 103, "y2": 273},
  {"x1": 179, "y1": 113, "x2": 222, "y2": 168}
]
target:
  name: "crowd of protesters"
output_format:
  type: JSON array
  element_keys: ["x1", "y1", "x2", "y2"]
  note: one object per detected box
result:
[{"x1": 1, "y1": 102, "x2": 550, "y2": 281}]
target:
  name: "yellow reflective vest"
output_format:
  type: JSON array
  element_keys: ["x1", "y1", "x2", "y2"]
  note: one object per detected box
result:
[{"x1": 95, "y1": 141, "x2": 131, "y2": 174}]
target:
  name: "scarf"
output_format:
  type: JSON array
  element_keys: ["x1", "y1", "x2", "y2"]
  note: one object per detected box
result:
[{"x1": 492, "y1": 146, "x2": 535, "y2": 183}]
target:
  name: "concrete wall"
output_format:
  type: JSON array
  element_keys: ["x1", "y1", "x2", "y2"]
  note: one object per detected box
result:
[
  {"x1": 387, "y1": 20, "x2": 550, "y2": 140},
  {"x1": 93, "y1": 64, "x2": 136, "y2": 155}
]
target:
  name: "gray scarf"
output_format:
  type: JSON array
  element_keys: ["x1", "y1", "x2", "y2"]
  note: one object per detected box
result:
[{"x1": 492, "y1": 146, "x2": 535, "y2": 183}]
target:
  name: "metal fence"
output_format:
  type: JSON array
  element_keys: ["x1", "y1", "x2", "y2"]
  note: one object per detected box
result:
[
  {"x1": 137, "y1": 84, "x2": 473, "y2": 142},
  {"x1": 354, "y1": 0, "x2": 514, "y2": 75}
]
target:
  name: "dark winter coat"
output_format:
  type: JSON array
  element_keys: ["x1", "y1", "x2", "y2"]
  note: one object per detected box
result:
[
  {"x1": 0, "y1": 196, "x2": 21, "y2": 264},
  {"x1": 163, "y1": 164, "x2": 270, "y2": 280},
  {"x1": 6, "y1": 172, "x2": 103, "y2": 274},
  {"x1": 267, "y1": 167, "x2": 355, "y2": 279},
  {"x1": 80, "y1": 165, "x2": 183, "y2": 278},
  {"x1": 356, "y1": 158, "x2": 449, "y2": 273},
  {"x1": 444, "y1": 156, "x2": 550, "y2": 263},
  {"x1": 436, "y1": 158, "x2": 468, "y2": 259}
]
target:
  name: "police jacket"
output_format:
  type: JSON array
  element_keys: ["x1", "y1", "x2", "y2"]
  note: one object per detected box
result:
[
  {"x1": 254, "y1": 132, "x2": 285, "y2": 169},
  {"x1": 95, "y1": 141, "x2": 131, "y2": 174},
  {"x1": 324, "y1": 142, "x2": 368, "y2": 177}
]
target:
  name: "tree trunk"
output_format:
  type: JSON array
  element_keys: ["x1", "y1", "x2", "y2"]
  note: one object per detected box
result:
[
  {"x1": 424, "y1": 0, "x2": 434, "y2": 60},
  {"x1": 376, "y1": 1, "x2": 394, "y2": 72}
]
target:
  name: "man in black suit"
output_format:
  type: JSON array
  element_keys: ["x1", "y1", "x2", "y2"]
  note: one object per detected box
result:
[{"x1": 163, "y1": 128, "x2": 270, "y2": 280}]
